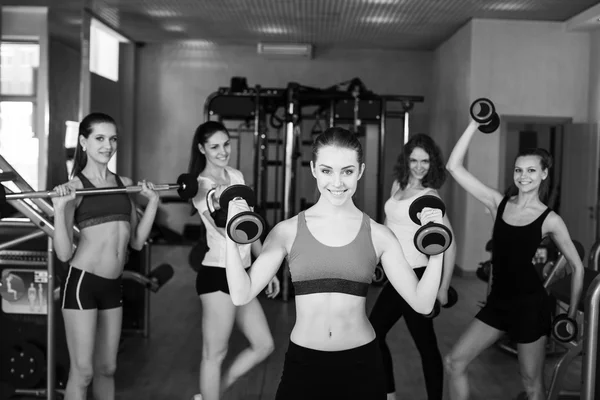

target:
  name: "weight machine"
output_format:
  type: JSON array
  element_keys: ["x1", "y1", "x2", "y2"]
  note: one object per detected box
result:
[
  {"x1": 204, "y1": 78, "x2": 424, "y2": 301},
  {"x1": 0, "y1": 155, "x2": 174, "y2": 399}
]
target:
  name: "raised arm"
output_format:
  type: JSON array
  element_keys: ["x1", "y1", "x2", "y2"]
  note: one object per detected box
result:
[
  {"x1": 225, "y1": 199, "x2": 290, "y2": 305},
  {"x1": 545, "y1": 213, "x2": 584, "y2": 320},
  {"x1": 51, "y1": 180, "x2": 81, "y2": 262},
  {"x1": 373, "y1": 209, "x2": 445, "y2": 314},
  {"x1": 124, "y1": 177, "x2": 160, "y2": 251},
  {"x1": 446, "y1": 119, "x2": 503, "y2": 213}
]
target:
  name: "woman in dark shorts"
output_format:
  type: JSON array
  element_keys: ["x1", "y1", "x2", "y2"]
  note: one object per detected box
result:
[
  {"x1": 224, "y1": 127, "x2": 449, "y2": 399},
  {"x1": 445, "y1": 118, "x2": 585, "y2": 400},
  {"x1": 188, "y1": 121, "x2": 280, "y2": 400}
]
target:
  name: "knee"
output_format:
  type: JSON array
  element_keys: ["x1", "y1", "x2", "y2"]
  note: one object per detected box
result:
[
  {"x1": 94, "y1": 361, "x2": 117, "y2": 378},
  {"x1": 202, "y1": 343, "x2": 229, "y2": 364},
  {"x1": 444, "y1": 353, "x2": 466, "y2": 376},
  {"x1": 252, "y1": 335, "x2": 275, "y2": 359},
  {"x1": 70, "y1": 362, "x2": 94, "y2": 386}
]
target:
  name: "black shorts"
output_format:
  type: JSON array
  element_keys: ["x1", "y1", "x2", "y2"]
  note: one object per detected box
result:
[
  {"x1": 476, "y1": 289, "x2": 552, "y2": 344},
  {"x1": 195, "y1": 265, "x2": 251, "y2": 296},
  {"x1": 275, "y1": 339, "x2": 386, "y2": 400},
  {"x1": 61, "y1": 266, "x2": 122, "y2": 310}
]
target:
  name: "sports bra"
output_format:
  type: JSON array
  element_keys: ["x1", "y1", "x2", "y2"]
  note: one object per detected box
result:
[
  {"x1": 287, "y1": 211, "x2": 378, "y2": 297},
  {"x1": 74, "y1": 173, "x2": 132, "y2": 229}
]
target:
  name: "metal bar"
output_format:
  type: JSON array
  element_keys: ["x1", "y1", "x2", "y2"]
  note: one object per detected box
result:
[
  {"x1": 543, "y1": 256, "x2": 568, "y2": 289},
  {"x1": 4, "y1": 183, "x2": 182, "y2": 200},
  {"x1": 582, "y1": 273, "x2": 600, "y2": 400},
  {"x1": 589, "y1": 240, "x2": 600, "y2": 271},
  {"x1": 546, "y1": 341, "x2": 582, "y2": 400},
  {"x1": 0, "y1": 154, "x2": 55, "y2": 217},
  {"x1": 5, "y1": 194, "x2": 56, "y2": 237},
  {"x1": 144, "y1": 242, "x2": 151, "y2": 338},
  {"x1": 253, "y1": 86, "x2": 262, "y2": 205},
  {"x1": 0, "y1": 230, "x2": 46, "y2": 251},
  {"x1": 0, "y1": 218, "x2": 38, "y2": 227},
  {"x1": 404, "y1": 110, "x2": 410, "y2": 145},
  {"x1": 377, "y1": 99, "x2": 386, "y2": 223},
  {"x1": 329, "y1": 99, "x2": 336, "y2": 128},
  {"x1": 47, "y1": 236, "x2": 56, "y2": 400}
]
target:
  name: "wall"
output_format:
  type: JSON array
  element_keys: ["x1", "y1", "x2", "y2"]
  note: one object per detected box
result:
[
  {"x1": 590, "y1": 30, "x2": 600, "y2": 124},
  {"x1": 429, "y1": 22, "x2": 473, "y2": 266},
  {"x1": 432, "y1": 19, "x2": 591, "y2": 274},
  {"x1": 47, "y1": 38, "x2": 80, "y2": 188},
  {"x1": 135, "y1": 44, "x2": 433, "y2": 232}
]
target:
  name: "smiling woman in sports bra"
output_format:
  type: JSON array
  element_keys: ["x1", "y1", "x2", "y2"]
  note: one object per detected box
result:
[
  {"x1": 52, "y1": 113, "x2": 159, "y2": 400},
  {"x1": 224, "y1": 127, "x2": 448, "y2": 399},
  {"x1": 445, "y1": 119, "x2": 584, "y2": 400}
]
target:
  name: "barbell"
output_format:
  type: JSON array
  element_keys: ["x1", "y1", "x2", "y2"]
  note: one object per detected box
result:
[{"x1": 0, "y1": 173, "x2": 198, "y2": 215}]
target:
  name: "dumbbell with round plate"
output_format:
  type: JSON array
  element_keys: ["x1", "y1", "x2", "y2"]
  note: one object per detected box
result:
[
  {"x1": 425, "y1": 286, "x2": 459, "y2": 319},
  {"x1": 219, "y1": 185, "x2": 266, "y2": 244},
  {"x1": 470, "y1": 98, "x2": 500, "y2": 134},
  {"x1": 0, "y1": 173, "x2": 198, "y2": 217},
  {"x1": 408, "y1": 195, "x2": 453, "y2": 256},
  {"x1": 551, "y1": 314, "x2": 578, "y2": 343}
]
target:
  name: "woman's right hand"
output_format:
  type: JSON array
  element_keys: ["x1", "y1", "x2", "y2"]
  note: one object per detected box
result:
[
  {"x1": 419, "y1": 207, "x2": 444, "y2": 225},
  {"x1": 51, "y1": 183, "x2": 77, "y2": 208}
]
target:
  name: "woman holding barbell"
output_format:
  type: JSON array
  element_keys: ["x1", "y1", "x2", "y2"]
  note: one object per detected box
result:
[
  {"x1": 369, "y1": 133, "x2": 457, "y2": 400},
  {"x1": 187, "y1": 121, "x2": 279, "y2": 400},
  {"x1": 52, "y1": 112, "x2": 160, "y2": 400},
  {"x1": 445, "y1": 116, "x2": 584, "y2": 400},
  {"x1": 224, "y1": 127, "x2": 448, "y2": 399}
]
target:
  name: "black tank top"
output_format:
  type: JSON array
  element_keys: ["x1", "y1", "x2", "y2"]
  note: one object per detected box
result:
[{"x1": 490, "y1": 196, "x2": 552, "y2": 296}]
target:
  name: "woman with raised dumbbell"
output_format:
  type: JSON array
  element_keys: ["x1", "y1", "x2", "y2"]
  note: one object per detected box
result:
[
  {"x1": 224, "y1": 127, "x2": 449, "y2": 399},
  {"x1": 187, "y1": 121, "x2": 280, "y2": 400},
  {"x1": 445, "y1": 104, "x2": 584, "y2": 400},
  {"x1": 52, "y1": 112, "x2": 160, "y2": 400},
  {"x1": 368, "y1": 133, "x2": 457, "y2": 400}
]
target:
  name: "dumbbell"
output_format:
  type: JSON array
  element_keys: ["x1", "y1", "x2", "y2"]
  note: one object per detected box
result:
[
  {"x1": 122, "y1": 263, "x2": 174, "y2": 293},
  {"x1": 551, "y1": 314, "x2": 578, "y2": 343},
  {"x1": 219, "y1": 185, "x2": 266, "y2": 244},
  {"x1": 470, "y1": 98, "x2": 500, "y2": 134},
  {"x1": 408, "y1": 195, "x2": 453, "y2": 256},
  {"x1": 425, "y1": 286, "x2": 459, "y2": 319}
]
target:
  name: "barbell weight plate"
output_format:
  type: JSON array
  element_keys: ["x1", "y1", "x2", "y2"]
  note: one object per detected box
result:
[
  {"x1": 226, "y1": 211, "x2": 265, "y2": 244},
  {"x1": 552, "y1": 315, "x2": 578, "y2": 343},
  {"x1": 176, "y1": 173, "x2": 199, "y2": 200},
  {"x1": 220, "y1": 185, "x2": 256, "y2": 210},
  {"x1": 470, "y1": 98, "x2": 496, "y2": 123},
  {"x1": 425, "y1": 302, "x2": 441, "y2": 319},
  {"x1": 414, "y1": 223, "x2": 452, "y2": 256},
  {"x1": 408, "y1": 195, "x2": 446, "y2": 226},
  {"x1": 5, "y1": 341, "x2": 45, "y2": 388},
  {"x1": 478, "y1": 113, "x2": 500, "y2": 134},
  {"x1": 442, "y1": 286, "x2": 459, "y2": 309}
]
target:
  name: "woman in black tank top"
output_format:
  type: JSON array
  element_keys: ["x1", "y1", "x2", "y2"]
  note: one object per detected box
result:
[
  {"x1": 224, "y1": 127, "x2": 451, "y2": 399},
  {"x1": 445, "y1": 119, "x2": 584, "y2": 400}
]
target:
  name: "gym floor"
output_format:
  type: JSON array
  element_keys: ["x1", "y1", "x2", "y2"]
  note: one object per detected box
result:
[{"x1": 106, "y1": 244, "x2": 581, "y2": 400}]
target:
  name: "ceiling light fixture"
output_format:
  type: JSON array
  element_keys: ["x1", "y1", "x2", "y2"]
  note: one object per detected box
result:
[
  {"x1": 257, "y1": 43, "x2": 313, "y2": 59},
  {"x1": 257, "y1": 26, "x2": 290, "y2": 34},
  {"x1": 361, "y1": 15, "x2": 401, "y2": 24}
]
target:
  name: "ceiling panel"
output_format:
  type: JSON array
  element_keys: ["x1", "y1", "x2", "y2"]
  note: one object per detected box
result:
[{"x1": 5, "y1": 0, "x2": 600, "y2": 49}]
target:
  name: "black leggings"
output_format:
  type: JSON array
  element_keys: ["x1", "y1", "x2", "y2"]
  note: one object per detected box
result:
[{"x1": 368, "y1": 266, "x2": 443, "y2": 399}]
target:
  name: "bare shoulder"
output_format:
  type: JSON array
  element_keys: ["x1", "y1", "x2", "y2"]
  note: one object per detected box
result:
[
  {"x1": 369, "y1": 219, "x2": 395, "y2": 242},
  {"x1": 66, "y1": 176, "x2": 84, "y2": 189},
  {"x1": 120, "y1": 176, "x2": 133, "y2": 186},
  {"x1": 543, "y1": 210, "x2": 566, "y2": 232},
  {"x1": 265, "y1": 216, "x2": 298, "y2": 249}
]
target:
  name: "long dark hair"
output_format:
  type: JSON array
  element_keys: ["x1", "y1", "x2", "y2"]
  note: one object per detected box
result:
[
  {"x1": 311, "y1": 126, "x2": 364, "y2": 164},
  {"x1": 71, "y1": 113, "x2": 117, "y2": 178},
  {"x1": 504, "y1": 148, "x2": 553, "y2": 203},
  {"x1": 188, "y1": 121, "x2": 230, "y2": 178},
  {"x1": 393, "y1": 133, "x2": 446, "y2": 190}
]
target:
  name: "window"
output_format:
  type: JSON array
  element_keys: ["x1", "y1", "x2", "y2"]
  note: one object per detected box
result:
[
  {"x1": 0, "y1": 42, "x2": 40, "y2": 189},
  {"x1": 90, "y1": 18, "x2": 128, "y2": 82}
]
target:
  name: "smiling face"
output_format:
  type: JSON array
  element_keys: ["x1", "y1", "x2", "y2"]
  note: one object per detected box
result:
[
  {"x1": 311, "y1": 145, "x2": 364, "y2": 206},
  {"x1": 513, "y1": 155, "x2": 548, "y2": 195},
  {"x1": 80, "y1": 122, "x2": 117, "y2": 165},
  {"x1": 199, "y1": 131, "x2": 231, "y2": 168},
  {"x1": 408, "y1": 147, "x2": 430, "y2": 182}
]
